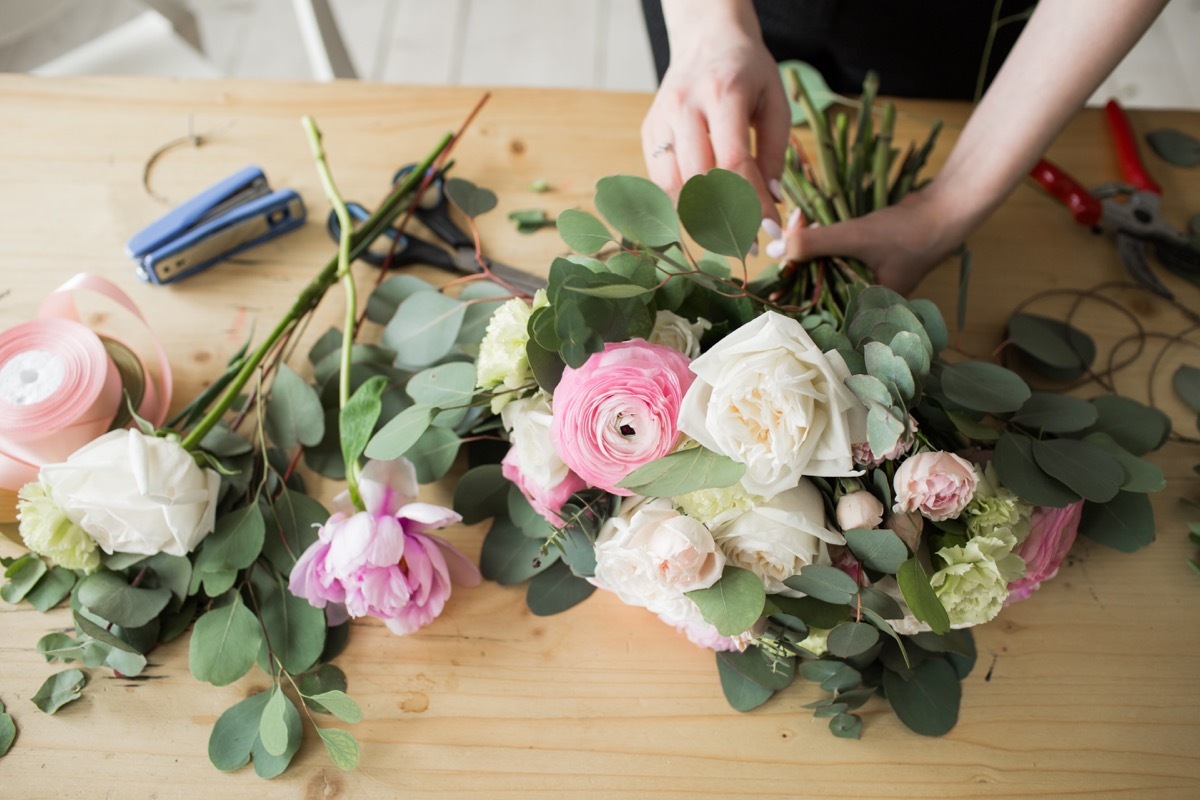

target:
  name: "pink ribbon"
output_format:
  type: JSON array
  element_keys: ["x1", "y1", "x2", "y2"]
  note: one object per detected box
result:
[{"x1": 0, "y1": 274, "x2": 173, "y2": 492}]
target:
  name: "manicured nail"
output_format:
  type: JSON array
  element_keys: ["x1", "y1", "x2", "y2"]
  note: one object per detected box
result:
[
  {"x1": 765, "y1": 239, "x2": 787, "y2": 259},
  {"x1": 786, "y1": 207, "x2": 802, "y2": 229},
  {"x1": 769, "y1": 179, "x2": 783, "y2": 202},
  {"x1": 761, "y1": 218, "x2": 782, "y2": 240}
]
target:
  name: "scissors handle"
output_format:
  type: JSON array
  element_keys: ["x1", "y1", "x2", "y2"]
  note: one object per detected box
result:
[
  {"x1": 392, "y1": 164, "x2": 473, "y2": 250},
  {"x1": 1030, "y1": 158, "x2": 1104, "y2": 227},
  {"x1": 327, "y1": 204, "x2": 457, "y2": 271},
  {"x1": 1105, "y1": 99, "x2": 1161, "y2": 196}
]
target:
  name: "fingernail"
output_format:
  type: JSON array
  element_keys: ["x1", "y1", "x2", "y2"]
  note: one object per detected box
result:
[
  {"x1": 765, "y1": 239, "x2": 787, "y2": 259},
  {"x1": 769, "y1": 179, "x2": 783, "y2": 202},
  {"x1": 761, "y1": 218, "x2": 782, "y2": 239},
  {"x1": 748, "y1": 240, "x2": 759, "y2": 257},
  {"x1": 786, "y1": 207, "x2": 802, "y2": 229}
]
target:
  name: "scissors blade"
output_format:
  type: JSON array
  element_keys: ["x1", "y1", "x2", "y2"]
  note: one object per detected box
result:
[
  {"x1": 1115, "y1": 231, "x2": 1174, "y2": 300},
  {"x1": 449, "y1": 248, "x2": 547, "y2": 295}
]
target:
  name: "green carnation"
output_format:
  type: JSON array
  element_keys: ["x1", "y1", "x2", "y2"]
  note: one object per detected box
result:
[
  {"x1": 674, "y1": 481, "x2": 761, "y2": 527},
  {"x1": 797, "y1": 627, "x2": 830, "y2": 657},
  {"x1": 930, "y1": 534, "x2": 1025, "y2": 627},
  {"x1": 16, "y1": 481, "x2": 100, "y2": 573},
  {"x1": 962, "y1": 463, "x2": 1032, "y2": 542}
]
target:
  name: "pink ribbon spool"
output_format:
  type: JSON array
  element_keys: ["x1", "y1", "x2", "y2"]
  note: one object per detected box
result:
[{"x1": 0, "y1": 274, "x2": 173, "y2": 492}]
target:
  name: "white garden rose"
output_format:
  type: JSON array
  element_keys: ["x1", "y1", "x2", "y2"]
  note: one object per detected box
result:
[
  {"x1": 476, "y1": 290, "x2": 546, "y2": 412},
  {"x1": 648, "y1": 310, "x2": 711, "y2": 359},
  {"x1": 39, "y1": 428, "x2": 219, "y2": 558},
  {"x1": 593, "y1": 496, "x2": 724, "y2": 617},
  {"x1": 678, "y1": 311, "x2": 866, "y2": 496},
  {"x1": 836, "y1": 490, "x2": 885, "y2": 532},
  {"x1": 501, "y1": 393, "x2": 572, "y2": 497},
  {"x1": 712, "y1": 479, "x2": 844, "y2": 596}
]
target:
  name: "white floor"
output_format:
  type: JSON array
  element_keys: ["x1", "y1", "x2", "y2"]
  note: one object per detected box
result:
[{"x1": 0, "y1": 0, "x2": 1198, "y2": 109}]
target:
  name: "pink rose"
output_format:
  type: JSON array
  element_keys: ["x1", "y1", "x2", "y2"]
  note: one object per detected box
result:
[
  {"x1": 550, "y1": 340, "x2": 693, "y2": 495},
  {"x1": 892, "y1": 451, "x2": 978, "y2": 522},
  {"x1": 1006, "y1": 501, "x2": 1083, "y2": 603},
  {"x1": 852, "y1": 416, "x2": 917, "y2": 468},
  {"x1": 657, "y1": 608, "x2": 762, "y2": 652},
  {"x1": 500, "y1": 394, "x2": 587, "y2": 526},
  {"x1": 289, "y1": 459, "x2": 480, "y2": 635},
  {"x1": 835, "y1": 490, "x2": 884, "y2": 532}
]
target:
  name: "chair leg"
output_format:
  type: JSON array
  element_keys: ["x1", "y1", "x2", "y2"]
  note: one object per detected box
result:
[
  {"x1": 291, "y1": 0, "x2": 358, "y2": 81},
  {"x1": 139, "y1": 0, "x2": 203, "y2": 52}
]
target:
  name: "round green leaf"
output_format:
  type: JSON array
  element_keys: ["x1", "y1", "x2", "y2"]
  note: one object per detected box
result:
[
  {"x1": 1079, "y1": 491, "x2": 1156, "y2": 552},
  {"x1": 1174, "y1": 364, "x2": 1200, "y2": 413},
  {"x1": 381, "y1": 292, "x2": 465, "y2": 370},
  {"x1": 209, "y1": 691, "x2": 270, "y2": 772},
  {"x1": 265, "y1": 363, "x2": 325, "y2": 450},
  {"x1": 452, "y1": 464, "x2": 511, "y2": 525},
  {"x1": 827, "y1": 622, "x2": 880, "y2": 658},
  {"x1": 24, "y1": 567, "x2": 77, "y2": 613},
  {"x1": 1084, "y1": 432, "x2": 1166, "y2": 493},
  {"x1": 883, "y1": 658, "x2": 961, "y2": 736},
  {"x1": 1145, "y1": 127, "x2": 1200, "y2": 167},
  {"x1": 907, "y1": 299, "x2": 949, "y2": 354},
  {"x1": 189, "y1": 595, "x2": 262, "y2": 687},
  {"x1": 406, "y1": 426, "x2": 461, "y2": 483},
  {"x1": 479, "y1": 516, "x2": 556, "y2": 585},
  {"x1": 1011, "y1": 392, "x2": 1099, "y2": 433},
  {"x1": 258, "y1": 688, "x2": 291, "y2": 757},
  {"x1": 316, "y1": 727, "x2": 360, "y2": 771},
  {"x1": 407, "y1": 362, "x2": 478, "y2": 429},
  {"x1": 525, "y1": 560, "x2": 596, "y2": 616},
  {"x1": 716, "y1": 652, "x2": 775, "y2": 712},
  {"x1": 365, "y1": 403, "x2": 435, "y2": 461},
  {"x1": 444, "y1": 177, "x2": 497, "y2": 218},
  {"x1": 1007, "y1": 313, "x2": 1096, "y2": 377},
  {"x1": 677, "y1": 168, "x2": 762, "y2": 259},
  {"x1": 76, "y1": 571, "x2": 171, "y2": 629},
  {"x1": 1, "y1": 554, "x2": 46, "y2": 605},
  {"x1": 940, "y1": 361, "x2": 1030, "y2": 413},
  {"x1": 594, "y1": 174, "x2": 680, "y2": 247},
  {"x1": 250, "y1": 693, "x2": 302, "y2": 779},
  {"x1": 1085, "y1": 395, "x2": 1172, "y2": 456},
  {"x1": 304, "y1": 690, "x2": 362, "y2": 725},
  {"x1": 782, "y1": 564, "x2": 858, "y2": 605},
  {"x1": 685, "y1": 566, "x2": 766, "y2": 637},
  {"x1": 365, "y1": 275, "x2": 437, "y2": 324},
  {"x1": 1031, "y1": 438, "x2": 1124, "y2": 503},
  {"x1": 0, "y1": 709, "x2": 15, "y2": 756},
  {"x1": 896, "y1": 558, "x2": 949, "y2": 635},
  {"x1": 717, "y1": 646, "x2": 795, "y2": 692},
  {"x1": 993, "y1": 433, "x2": 1080, "y2": 508},
  {"x1": 617, "y1": 446, "x2": 745, "y2": 497},
  {"x1": 829, "y1": 713, "x2": 863, "y2": 739},
  {"x1": 261, "y1": 489, "x2": 328, "y2": 574},
  {"x1": 30, "y1": 669, "x2": 86, "y2": 715},
  {"x1": 557, "y1": 208, "x2": 613, "y2": 254},
  {"x1": 251, "y1": 569, "x2": 326, "y2": 675},
  {"x1": 844, "y1": 528, "x2": 908, "y2": 574}
]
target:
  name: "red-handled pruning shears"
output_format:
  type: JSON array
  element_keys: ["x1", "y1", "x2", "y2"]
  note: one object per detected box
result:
[{"x1": 1030, "y1": 99, "x2": 1200, "y2": 300}]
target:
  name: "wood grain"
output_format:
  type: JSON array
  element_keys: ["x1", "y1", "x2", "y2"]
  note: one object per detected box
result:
[{"x1": 0, "y1": 75, "x2": 1198, "y2": 799}]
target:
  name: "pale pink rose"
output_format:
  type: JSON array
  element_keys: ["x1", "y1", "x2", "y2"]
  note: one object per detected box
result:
[
  {"x1": 852, "y1": 417, "x2": 917, "y2": 468},
  {"x1": 1006, "y1": 501, "x2": 1084, "y2": 603},
  {"x1": 835, "y1": 490, "x2": 884, "y2": 531},
  {"x1": 550, "y1": 340, "x2": 693, "y2": 495},
  {"x1": 657, "y1": 607, "x2": 763, "y2": 652},
  {"x1": 892, "y1": 451, "x2": 978, "y2": 522},
  {"x1": 500, "y1": 394, "x2": 586, "y2": 526},
  {"x1": 289, "y1": 459, "x2": 480, "y2": 635}
]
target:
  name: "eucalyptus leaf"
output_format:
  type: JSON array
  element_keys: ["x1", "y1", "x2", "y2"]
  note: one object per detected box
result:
[
  {"x1": 316, "y1": 727, "x2": 360, "y2": 771},
  {"x1": 76, "y1": 571, "x2": 171, "y2": 629},
  {"x1": 299, "y1": 664, "x2": 348, "y2": 713},
  {"x1": 883, "y1": 658, "x2": 961, "y2": 736},
  {"x1": 305, "y1": 691, "x2": 362, "y2": 724},
  {"x1": 783, "y1": 564, "x2": 858, "y2": 605},
  {"x1": 1030, "y1": 438, "x2": 1124, "y2": 503},
  {"x1": 677, "y1": 168, "x2": 762, "y2": 259},
  {"x1": 685, "y1": 567, "x2": 766, "y2": 636},
  {"x1": 716, "y1": 652, "x2": 775, "y2": 712},
  {"x1": 209, "y1": 690, "x2": 270, "y2": 772},
  {"x1": 250, "y1": 569, "x2": 325, "y2": 675},
  {"x1": 452, "y1": 464, "x2": 511, "y2": 525},
  {"x1": 72, "y1": 608, "x2": 139, "y2": 654},
  {"x1": 865, "y1": 341, "x2": 916, "y2": 402},
  {"x1": 261, "y1": 489, "x2": 328, "y2": 574},
  {"x1": 407, "y1": 362, "x2": 479, "y2": 429},
  {"x1": 993, "y1": 432, "x2": 1080, "y2": 508},
  {"x1": 939, "y1": 361, "x2": 1030, "y2": 413},
  {"x1": 907, "y1": 298, "x2": 948, "y2": 353},
  {"x1": 1079, "y1": 492, "x2": 1156, "y2": 552},
  {"x1": 24, "y1": 566, "x2": 76, "y2": 612},
  {"x1": 896, "y1": 558, "x2": 949, "y2": 635},
  {"x1": 717, "y1": 646, "x2": 795, "y2": 691},
  {"x1": 1084, "y1": 432, "x2": 1166, "y2": 493},
  {"x1": 189, "y1": 594, "x2": 262, "y2": 687},
  {"x1": 1011, "y1": 392, "x2": 1099, "y2": 433},
  {"x1": 0, "y1": 708, "x2": 14, "y2": 756},
  {"x1": 258, "y1": 687, "x2": 291, "y2": 757},
  {"x1": 265, "y1": 363, "x2": 325, "y2": 450},
  {"x1": 444, "y1": 177, "x2": 497, "y2": 218},
  {"x1": 594, "y1": 174, "x2": 680, "y2": 247},
  {"x1": 526, "y1": 560, "x2": 596, "y2": 616},
  {"x1": 365, "y1": 403, "x2": 435, "y2": 461},
  {"x1": 827, "y1": 621, "x2": 880, "y2": 658},
  {"x1": 381, "y1": 292, "x2": 465, "y2": 370},
  {"x1": 1, "y1": 554, "x2": 46, "y2": 604},
  {"x1": 406, "y1": 426, "x2": 461, "y2": 483},
  {"x1": 1145, "y1": 127, "x2": 1200, "y2": 167},
  {"x1": 457, "y1": 280, "x2": 512, "y2": 345},
  {"x1": 557, "y1": 209, "x2": 614, "y2": 254},
  {"x1": 365, "y1": 275, "x2": 436, "y2": 325},
  {"x1": 190, "y1": 504, "x2": 265, "y2": 596},
  {"x1": 1007, "y1": 313, "x2": 1095, "y2": 377},
  {"x1": 250, "y1": 694, "x2": 302, "y2": 779},
  {"x1": 889, "y1": 330, "x2": 931, "y2": 380},
  {"x1": 31, "y1": 669, "x2": 86, "y2": 715},
  {"x1": 1174, "y1": 365, "x2": 1200, "y2": 413},
  {"x1": 772, "y1": 594, "x2": 851, "y2": 629},
  {"x1": 479, "y1": 516, "x2": 555, "y2": 585},
  {"x1": 844, "y1": 528, "x2": 908, "y2": 573},
  {"x1": 829, "y1": 713, "x2": 863, "y2": 739},
  {"x1": 617, "y1": 446, "x2": 745, "y2": 496},
  {"x1": 556, "y1": 522, "x2": 597, "y2": 578},
  {"x1": 338, "y1": 375, "x2": 388, "y2": 478},
  {"x1": 1085, "y1": 395, "x2": 1171, "y2": 455}
]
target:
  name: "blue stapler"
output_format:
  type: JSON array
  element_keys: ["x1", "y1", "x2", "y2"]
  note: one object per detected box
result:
[{"x1": 126, "y1": 166, "x2": 306, "y2": 284}]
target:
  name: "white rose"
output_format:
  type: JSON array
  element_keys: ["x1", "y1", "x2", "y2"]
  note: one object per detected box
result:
[
  {"x1": 476, "y1": 290, "x2": 546, "y2": 412},
  {"x1": 39, "y1": 429, "x2": 219, "y2": 557},
  {"x1": 678, "y1": 311, "x2": 866, "y2": 496},
  {"x1": 712, "y1": 479, "x2": 844, "y2": 596},
  {"x1": 648, "y1": 310, "x2": 711, "y2": 359},
  {"x1": 593, "y1": 496, "x2": 724, "y2": 617},
  {"x1": 836, "y1": 490, "x2": 885, "y2": 531},
  {"x1": 500, "y1": 393, "x2": 572, "y2": 496}
]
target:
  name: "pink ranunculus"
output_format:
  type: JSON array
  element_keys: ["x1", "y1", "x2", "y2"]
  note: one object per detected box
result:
[
  {"x1": 289, "y1": 458, "x2": 480, "y2": 635},
  {"x1": 1006, "y1": 501, "x2": 1084, "y2": 603},
  {"x1": 892, "y1": 450, "x2": 979, "y2": 522},
  {"x1": 550, "y1": 340, "x2": 694, "y2": 495}
]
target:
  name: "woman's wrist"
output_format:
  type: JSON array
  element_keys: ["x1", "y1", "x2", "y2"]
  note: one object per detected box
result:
[{"x1": 660, "y1": 0, "x2": 761, "y2": 54}]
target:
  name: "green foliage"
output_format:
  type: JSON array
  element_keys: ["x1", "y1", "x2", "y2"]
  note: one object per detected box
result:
[
  {"x1": 1007, "y1": 313, "x2": 1095, "y2": 380},
  {"x1": 265, "y1": 363, "x2": 326, "y2": 451},
  {"x1": 827, "y1": 622, "x2": 881, "y2": 658},
  {"x1": 1145, "y1": 127, "x2": 1200, "y2": 167},
  {"x1": 303, "y1": 691, "x2": 362, "y2": 725},
  {"x1": 526, "y1": 560, "x2": 596, "y2": 616},
  {"x1": 444, "y1": 177, "x2": 497, "y2": 218},
  {"x1": 686, "y1": 567, "x2": 766, "y2": 636},
  {"x1": 261, "y1": 489, "x2": 328, "y2": 574},
  {"x1": 896, "y1": 558, "x2": 950, "y2": 635},
  {"x1": 189, "y1": 594, "x2": 261, "y2": 687},
  {"x1": 24, "y1": 566, "x2": 77, "y2": 613},
  {"x1": 364, "y1": 275, "x2": 436, "y2": 325},
  {"x1": 405, "y1": 426, "x2": 461, "y2": 483},
  {"x1": 778, "y1": 60, "x2": 837, "y2": 125},
  {"x1": 316, "y1": 727, "x2": 360, "y2": 771},
  {"x1": 884, "y1": 658, "x2": 961, "y2": 736},
  {"x1": 76, "y1": 571, "x2": 171, "y2": 629},
  {"x1": 209, "y1": 691, "x2": 269, "y2": 772},
  {"x1": 1011, "y1": 392, "x2": 1099, "y2": 433},
  {"x1": 1175, "y1": 365, "x2": 1200, "y2": 413},
  {"x1": 993, "y1": 432, "x2": 1080, "y2": 508},
  {"x1": 453, "y1": 464, "x2": 511, "y2": 524},
  {"x1": 365, "y1": 403, "x2": 435, "y2": 461},
  {"x1": 1030, "y1": 438, "x2": 1124, "y2": 503},
  {"x1": 783, "y1": 564, "x2": 858, "y2": 605},
  {"x1": 0, "y1": 698, "x2": 15, "y2": 756},
  {"x1": 1, "y1": 554, "x2": 46, "y2": 605},
  {"x1": 1079, "y1": 492, "x2": 1156, "y2": 552},
  {"x1": 479, "y1": 516, "x2": 556, "y2": 585},
  {"x1": 189, "y1": 504, "x2": 265, "y2": 597},
  {"x1": 716, "y1": 652, "x2": 776, "y2": 712},
  {"x1": 593, "y1": 174, "x2": 679, "y2": 247},
  {"x1": 677, "y1": 168, "x2": 762, "y2": 259},
  {"x1": 381, "y1": 292, "x2": 466, "y2": 370},
  {"x1": 251, "y1": 568, "x2": 326, "y2": 675},
  {"x1": 31, "y1": 669, "x2": 86, "y2": 715},
  {"x1": 1085, "y1": 395, "x2": 1171, "y2": 456},
  {"x1": 939, "y1": 361, "x2": 1031, "y2": 414},
  {"x1": 407, "y1": 362, "x2": 477, "y2": 428},
  {"x1": 617, "y1": 446, "x2": 746, "y2": 497},
  {"x1": 557, "y1": 209, "x2": 613, "y2": 254}
]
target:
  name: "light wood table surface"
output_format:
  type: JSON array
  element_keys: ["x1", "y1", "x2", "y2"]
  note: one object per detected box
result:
[{"x1": 1, "y1": 76, "x2": 1198, "y2": 799}]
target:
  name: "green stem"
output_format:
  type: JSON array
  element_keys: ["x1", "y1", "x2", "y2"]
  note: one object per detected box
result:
[
  {"x1": 180, "y1": 129, "x2": 454, "y2": 452},
  {"x1": 302, "y1": 116, "x2": 363, "y2": 508}
]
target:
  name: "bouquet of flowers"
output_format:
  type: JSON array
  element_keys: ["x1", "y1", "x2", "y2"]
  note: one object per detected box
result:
[
  {"x1": 0, "y1": 121, "x2": 481, "y2": 776},
  {"x1": 367, "y1": 74, "x2": 1170, "y2": 738}
]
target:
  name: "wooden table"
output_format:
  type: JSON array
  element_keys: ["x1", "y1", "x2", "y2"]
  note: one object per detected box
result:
[{"x1": 1, "y1": 75, "x2": 1198, "y2": 799}]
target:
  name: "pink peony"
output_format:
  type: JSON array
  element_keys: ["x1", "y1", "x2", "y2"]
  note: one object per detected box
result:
[
  {"x1": 289, "y1": 459, "x2": 480, "y2": 635},
  {"x1": 892, "y1": 450, "x2": 979, "y2": 522},
  {"x1": 1006, "y1": 501, "x2": 1084, "y2": 603},
  {"x1": 550, "y1": 340, "x2": 694, "y2": 495}
]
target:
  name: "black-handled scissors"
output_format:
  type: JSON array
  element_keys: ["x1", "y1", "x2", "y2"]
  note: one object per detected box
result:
[{"x1": 327, "y1": 164, "x2": 546, "y2": 296}]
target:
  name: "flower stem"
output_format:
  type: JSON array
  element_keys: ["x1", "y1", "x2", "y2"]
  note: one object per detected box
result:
[
  {"x1": 302, "y1": 115, "x2": 363, "y2": 507},
  {"x1": 179, "y1": 130, "x2": 455, "y2": 452}
]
